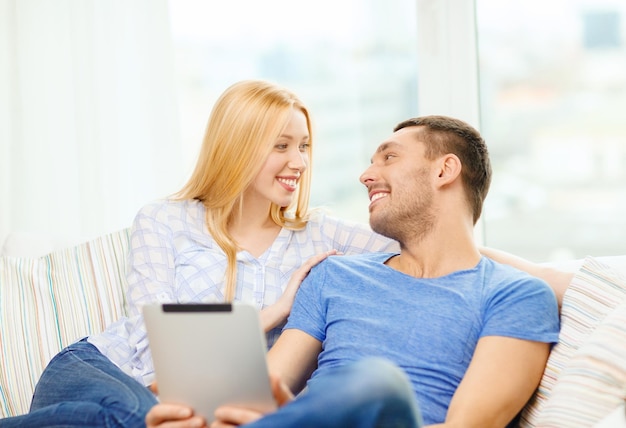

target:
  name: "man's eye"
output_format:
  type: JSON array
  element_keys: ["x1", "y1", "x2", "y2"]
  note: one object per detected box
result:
[{"x1": 384, "y1": 153, "x2": 395, "y2": 160}]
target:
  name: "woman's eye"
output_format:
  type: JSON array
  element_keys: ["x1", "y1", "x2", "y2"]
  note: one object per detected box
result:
[
  {"x1": 299, "y1": 143, "x2": 310, "y2": 152},
  {"x1": 275, "y1": 143, "x2": 288, "y2": 150}
]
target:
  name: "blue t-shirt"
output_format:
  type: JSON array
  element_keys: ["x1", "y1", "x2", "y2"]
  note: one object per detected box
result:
[{"x1": 285, "y1": 253, "x2": 560, "y2": 425}]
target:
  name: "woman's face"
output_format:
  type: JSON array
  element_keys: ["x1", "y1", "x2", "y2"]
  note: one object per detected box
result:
[{"x1": 247, "y1": 108, "x2": 310, "y2": 208}]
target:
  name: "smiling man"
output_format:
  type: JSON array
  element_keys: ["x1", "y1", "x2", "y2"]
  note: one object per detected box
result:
[{"x1": 147, "y1": 115, "x2": 560, "y2": 428}]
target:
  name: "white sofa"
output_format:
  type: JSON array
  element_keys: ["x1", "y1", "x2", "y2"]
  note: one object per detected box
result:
[{"x1": 1, "y1": 229, "x2": 625, "y2": 426}]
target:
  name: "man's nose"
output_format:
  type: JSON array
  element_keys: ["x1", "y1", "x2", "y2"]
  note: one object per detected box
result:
[{"x1": 360, "y1": 164, "x2": 377, "y2": 186}]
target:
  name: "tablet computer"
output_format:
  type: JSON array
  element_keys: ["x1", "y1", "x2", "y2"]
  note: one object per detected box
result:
[{"x1": 143, "y1": 302, "x2": 277, "y2": 422}]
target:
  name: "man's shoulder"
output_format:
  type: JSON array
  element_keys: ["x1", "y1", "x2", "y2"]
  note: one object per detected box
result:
[
  {"x1": 482, "y1": 256, "x2": 547, "y2": 284},
  {"x1": 309, "y1": 252, "x2": 396, "y2": 278},
  {"x1": 480, "y1": 256, "x2": 557, "y2": 302},
  {"x1": 478, "y1": 258, "x2": 560, "y2": 343}
]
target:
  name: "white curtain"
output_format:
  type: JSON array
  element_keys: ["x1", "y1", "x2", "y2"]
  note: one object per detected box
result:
[{"x1": 0, "y1": 0, "x2": 184, "y2": 249}]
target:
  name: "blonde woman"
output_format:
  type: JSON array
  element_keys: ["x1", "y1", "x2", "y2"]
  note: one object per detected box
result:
[{"x1": 1, "y1": 80, "x2": 396, "y2": 427}]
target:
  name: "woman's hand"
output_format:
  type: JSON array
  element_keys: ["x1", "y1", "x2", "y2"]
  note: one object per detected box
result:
[{"x1": 260, "y1": 250, "x2": 339, "y2": 332}]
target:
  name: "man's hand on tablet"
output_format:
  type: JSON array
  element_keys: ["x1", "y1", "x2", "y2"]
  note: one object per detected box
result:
[
  {"x1": 145, "y1": 374, "x2": 293, "y2": 428},
  {"x1": 210, "y1": 374, "x2": 294, "y2": 427}
]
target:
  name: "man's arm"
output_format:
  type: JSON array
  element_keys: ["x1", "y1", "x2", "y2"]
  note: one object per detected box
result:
[
  {"x1": 266, "y1": 328, "x2": 322, "y2": 394},
  {"x1": 428, "y1": 336, "x2": 550, "y2": 428}
]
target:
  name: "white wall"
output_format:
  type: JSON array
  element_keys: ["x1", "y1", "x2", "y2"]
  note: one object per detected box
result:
[{"x1": 0, "y1": 0, "x2": 185, "y2": 248}]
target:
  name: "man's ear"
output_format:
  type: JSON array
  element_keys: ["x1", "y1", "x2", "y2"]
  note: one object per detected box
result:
[{"x1": 435, "y1": 154, "x2": 462, "y2": 187}]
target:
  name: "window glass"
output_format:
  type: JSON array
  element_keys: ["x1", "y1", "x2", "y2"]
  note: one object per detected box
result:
[
  {"x1": 477, "y1": 0, "x2": 626, "y2": 260},
  {"x1": 167, "y1": 0, "x2": 418, "y2": 224}
]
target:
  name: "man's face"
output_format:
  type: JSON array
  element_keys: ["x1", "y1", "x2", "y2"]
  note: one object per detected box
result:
[{"x1": 359, "y1": 126, "x2": 436, "y2": 243}]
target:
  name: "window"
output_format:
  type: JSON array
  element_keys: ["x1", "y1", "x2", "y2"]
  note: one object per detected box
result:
[
  {"x1": 167, "y1": 0, "x2": 625, "y2": 261},
  {"x1": 477, "y1": 0, "x2": 626, "y2": 260}
]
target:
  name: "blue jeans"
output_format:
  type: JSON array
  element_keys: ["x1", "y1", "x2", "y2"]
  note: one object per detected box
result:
[
  {"x1": 244, "y1": 357, "x2": 423, "y2": 428},
  {"x1": 0, "y1": 339, "x2": 157, "y2": 428}
]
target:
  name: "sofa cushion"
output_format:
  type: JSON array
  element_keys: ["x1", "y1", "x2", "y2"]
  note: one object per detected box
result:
[
  {"x1": 538, "y1": 301, "x2": 626, "y2": 427},
  {"x1": 0, "y1": 229, "x2": 130, "y2": 418},
  {"x1": 520, "y1": 256, "x2": 626, "y2": 427}
]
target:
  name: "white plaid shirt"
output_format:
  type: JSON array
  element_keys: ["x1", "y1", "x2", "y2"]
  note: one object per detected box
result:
[{"x1": 89, "y1": 199, "x2": 397, "y2": 385}]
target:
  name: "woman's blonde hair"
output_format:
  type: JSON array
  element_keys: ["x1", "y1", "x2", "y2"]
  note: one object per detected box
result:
[{"x1": 176, "y1": 80, "x2": 313, "y2": 301}]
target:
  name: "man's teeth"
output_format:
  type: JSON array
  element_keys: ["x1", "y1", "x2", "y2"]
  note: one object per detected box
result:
[
  {"x1": 278, "y1": 178, "x2": 296, "y2": 187},
  {"x1": 371, "y1": 193, "x2": 387, "y2": 202}
]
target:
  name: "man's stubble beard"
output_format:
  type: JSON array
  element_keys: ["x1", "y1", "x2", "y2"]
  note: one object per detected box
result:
[{"x1": 369, "y1": 171, "x2": 436, "y2": 245}]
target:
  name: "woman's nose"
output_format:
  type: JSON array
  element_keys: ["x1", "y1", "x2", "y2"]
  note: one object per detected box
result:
[{"x1": 289, "y1": 149, "x2": 307, "y2": 171}]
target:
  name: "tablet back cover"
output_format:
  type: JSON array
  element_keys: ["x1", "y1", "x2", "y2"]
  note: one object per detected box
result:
[{"x1": 144, "y1": 303, "x2": 276, "y2": 421}]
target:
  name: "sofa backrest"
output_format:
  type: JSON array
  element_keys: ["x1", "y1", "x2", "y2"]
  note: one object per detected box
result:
[{"x1": 0, "y1": 228, "x2": 131, "y2": 418}]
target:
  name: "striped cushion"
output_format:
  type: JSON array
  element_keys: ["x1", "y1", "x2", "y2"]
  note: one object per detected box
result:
[
  {"x1": 520, "y1": 256, "x2": 626, "y2": 427},
  {"x1": 538, "y1": 302, "x2": 626, "y2": 427},
  {"x1": 0, "y1": 229, "x2": 130, "y2": 418}
]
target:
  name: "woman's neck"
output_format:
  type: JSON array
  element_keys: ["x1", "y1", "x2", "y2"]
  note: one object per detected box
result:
[{"x1": 228, "y1": 203, "x2": 282, "y2": 258}]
